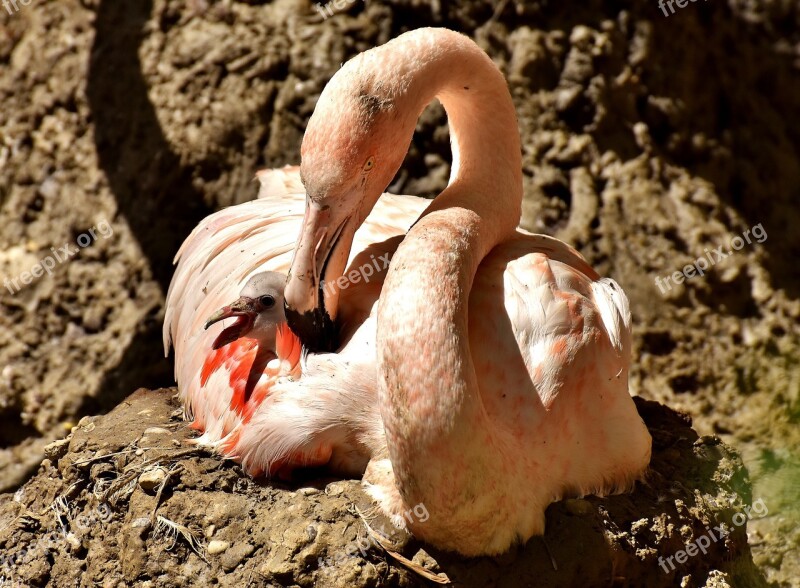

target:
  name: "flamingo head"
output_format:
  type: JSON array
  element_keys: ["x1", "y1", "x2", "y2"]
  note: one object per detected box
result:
[
  {"x1": 285, "y1": 61, "x2": 418, "y2": 351},
  {"x1": 205, "y1": 271, "x2": 286, "y2": 351}
]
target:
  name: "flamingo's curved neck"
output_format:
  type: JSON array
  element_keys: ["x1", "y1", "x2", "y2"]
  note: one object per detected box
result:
[{"x1": 376, "y1": 31, "x2": 522, "y2": 519}]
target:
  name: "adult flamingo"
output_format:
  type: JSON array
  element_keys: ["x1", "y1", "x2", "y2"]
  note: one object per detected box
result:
[
  {"x1": 165, "y1": 27, "x2": 651, "y2": 556},
  {"x1": 284, "y1": 27, "x2": 652, "y2": 555}
]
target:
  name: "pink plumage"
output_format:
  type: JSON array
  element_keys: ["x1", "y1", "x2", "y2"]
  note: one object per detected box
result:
[{"x1": 165, "y1": 27, "x2": 652, "y2": 557}]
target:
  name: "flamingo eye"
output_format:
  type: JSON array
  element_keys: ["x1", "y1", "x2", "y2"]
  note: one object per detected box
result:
[
  {"x1": 363, "y1": 157, "x2": 375, "y2": 172},
  {"x1": 259, "y1": 295, "x2": 275, "y2": 308}
]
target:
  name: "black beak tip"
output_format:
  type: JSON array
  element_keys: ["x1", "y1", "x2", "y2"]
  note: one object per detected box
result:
[{"x1": 285, "y1": 305, "x2": 339, "y2": 353}]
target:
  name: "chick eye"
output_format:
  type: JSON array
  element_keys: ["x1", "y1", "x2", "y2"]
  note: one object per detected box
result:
[
  {"x1": 363, "y1": 157, "x2": 375, "y2": 172},
  {"x1": 259, "y1": 295, "x2": 275, "y2": 308}
]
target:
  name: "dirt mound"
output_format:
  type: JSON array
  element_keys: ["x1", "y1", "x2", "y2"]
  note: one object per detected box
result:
[{"x1": 0, "y1": 388, "x2": 766, "y2": 587}]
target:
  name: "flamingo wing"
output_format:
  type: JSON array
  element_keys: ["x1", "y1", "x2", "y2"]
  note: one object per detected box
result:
[
  {"x1": 497, "y1": 232, "x2": 632, "y2": 405},
  {"x1": 469, "y1": 231, "x2": 648, "y2": 503}
]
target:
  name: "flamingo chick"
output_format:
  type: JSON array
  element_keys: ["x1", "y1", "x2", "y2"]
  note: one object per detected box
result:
[
  {"x1": 187, "y1": 271, "x2": 301, "y2": 455},
  {"x1": 284, "y1": 27, "x2": 653, "y2": 555}
]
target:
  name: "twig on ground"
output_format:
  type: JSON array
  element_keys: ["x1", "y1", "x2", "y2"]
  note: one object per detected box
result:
[{"x1": 355, "y1": 506, "x2": 450, "y2": 585}]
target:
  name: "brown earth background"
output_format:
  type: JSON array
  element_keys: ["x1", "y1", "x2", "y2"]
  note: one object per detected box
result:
[{"x1": 0, "y1": 0, "x2": 798, "y2": 586}]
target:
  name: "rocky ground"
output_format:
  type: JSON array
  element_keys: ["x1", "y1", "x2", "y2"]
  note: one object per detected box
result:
[
  {"x1": 0, "y1": 0, "x2": 798, "y2": 586},
  {"x1": 0, "y1": 389, "x2": 769, "y2": 587}
]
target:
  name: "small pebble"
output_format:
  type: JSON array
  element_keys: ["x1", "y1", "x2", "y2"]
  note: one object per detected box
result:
[
  {"x1": 207, "y1": 540, "x2": 230, "y2": 555},
  {"x1": 65, "y1": 532, "x2": 82, "y2": 551},
  {"x1": 143, "y1": 427, "x2": 171, "y2": 436},
  {"x1": 299, "y1": 487, "x2": 319, "y2": 496},
  {"x1": 43, "y1": 438, "x2": 70, "y2": 460},
  {"x1": 138, "y1": 468, "x2": 167, "y2": 492},
  {"x1": 325, "y1": 481, "x2": 347, "y2": 496},
  {"x1": 569, "y1": 25, "x2": 593, "y2": 45},
  {"x1": 220, "y1": 543, "x2": 254, "y2": 570},
  {"x1": 131, "y1": 517, "x2": 151, "y2": 529},
  {"x1": 205, "y1": 524, "x2": 216, "y2": 539}
]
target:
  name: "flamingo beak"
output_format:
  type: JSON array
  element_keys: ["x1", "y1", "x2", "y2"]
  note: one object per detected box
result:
[
  {"x1": 285, "y1": 201, "x2": 354, "y2": 352},
  {"x1": 204, "y1": 297, "x2": 257, "y2": 350}
]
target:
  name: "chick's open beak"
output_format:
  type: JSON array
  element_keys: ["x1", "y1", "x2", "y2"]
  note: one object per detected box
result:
[{"x1": 204, "y1": 297, "x2": 257, "y2": 350}]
